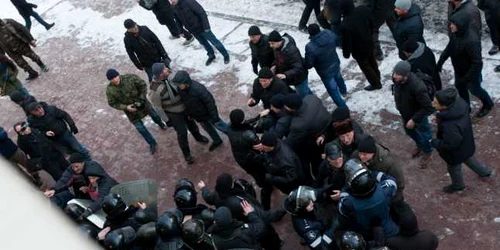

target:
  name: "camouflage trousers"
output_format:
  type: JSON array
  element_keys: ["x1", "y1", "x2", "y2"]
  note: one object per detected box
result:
[{"x1": 7, "y1": 45, "x2": 44, "y2": 74}]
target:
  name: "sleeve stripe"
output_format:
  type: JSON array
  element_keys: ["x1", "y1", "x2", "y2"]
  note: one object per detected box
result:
[
  {"x1": 310, "y1": 237, "x2": 322, "y2": 248},
  {"x1": 377, "y1": 172, "x2": 384, "y2": 182},
  {"x1": 323, "y1": 235, "x2": 332, "y2": 244}
]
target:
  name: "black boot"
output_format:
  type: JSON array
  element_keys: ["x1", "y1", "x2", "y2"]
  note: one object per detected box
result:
[
  {"x1": 26, "y1": 70, "x2": 39, "y2": 81},
  {"x1": 181, "y1": 147, "x2": 194, "y2": 164},
  {"x1": 205, "y1": 56, "x2": 215, "y2": 66}
]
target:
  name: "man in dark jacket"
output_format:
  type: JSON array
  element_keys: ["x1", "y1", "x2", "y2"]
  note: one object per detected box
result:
[
  {"x1": 339, "y1": 0, "x2": 382, "y2": 91},
  {"x1": 0, "y1": 19, "x2": 49, "y2": 80},
  {"x1": 265, "y1": 94, "x2": 292, "y2": 139},
  {"x1": 27, "y1": 101, "x2": 90, "y2": 160},
  {"x1": 123, "y1": 19, "x2": 171, "y2": 82},
  {"x1": 283, "y1": 93, "x2": 331, "y2": 179},
  {"x1": 316, "y1": 106, "x2": 364, "y2": 152},
  {"x1": 259, "y1": 131, "x2": 304, "y2": 195},
  {"x1": 393, "y1": 0, "x2": 425, "y2": 59},
  {"x1": 10, "y1": 0, "x2": 54, "y2": 31},
  {"x1": 14, "y1": 121, "x2": 68, "y2": 181},
  {"x1": 448, "y1": 0, "x2": 482, "y2": 40},
  {"x1": 313, "y1": 141, "x2": 346, "y2": 201},
  {"x1": 331, "y1": 118, "x2": 365, "y2": 160},
  {"x1": 248, "y1": 26, "x2": 274, "y2": 75},
  {"x1": 138, "y1": 0, "x2": 194, "y2": 45},
  {"x1": 402, "y1": 37, "x2": 442, "y2": 91},
  {"x1": 172, "y1": 70, "x2": 229, "y2": 151},
  {"x1": 437, "y1": 12, "x2": 494, "y2": 118},
  {"x1": 170, "y1": 0, "x2": 230, "y2": 66},
  {"x1": 248, "y1": 67, "x2": 290, "y2": 110},
  {"x1": 84, "y1": 160, "x2": 119, "y2": 216},
  {"x1": 305, "y1": 24, "x2": 347, "y2": 107},
  {"x1": 478, "y1": 0, "x2": 500, "y2": 55},
  {"x1": 106, "y1": 69, "x2": 167, "y2": 154},
  {"x1": 392, "y1": 61, "x2": 434, "y2": 167},
  {"x1": 268, "y1": 31, "x2": 312, "y2": 97},
  {"x1": 9, "y1": 89, "x2": 37, "y2": 116},
  {"x1": 431, "y1": 88, "x2": 492, "y2": 193}
]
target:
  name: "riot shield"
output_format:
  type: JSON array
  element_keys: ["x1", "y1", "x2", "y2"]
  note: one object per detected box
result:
[{"x1": 110, "y1": 179, "x2": 158, "y2": 217}]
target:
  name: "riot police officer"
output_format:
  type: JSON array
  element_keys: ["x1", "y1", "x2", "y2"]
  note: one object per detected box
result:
[
  {"x1": 155, "y1": 209, "x2": 185, "y2": 250},
  {"x1": 103, "y1": 226, "x2": 137, "y2": 250},
  {"x1": 101, "y1": 193, "x2": 143, "y2": 231},
  {"x1": 173, "y1": 178, "x2": 214, "y2": 228},
  {"x1": 181, "y1": 219, "x2": 217, "y2": 250}
]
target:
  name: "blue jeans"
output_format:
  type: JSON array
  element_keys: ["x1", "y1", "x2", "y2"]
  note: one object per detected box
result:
[
  {"x1": 295, "y1": 78, "x2": 313, "y2": 98},
  {"x1": 193, "y1": 30, "x2": 229, "y2": 58},
  {"x1": 213, "y1": 119, "x2": 229, "y2": 134},
  {"x1": 448, "y1": 155, "x2": 491, "y2": 188},
  {"x1": 23, "y1": 12, "x2": 50, "y2": 30},
  {"x1": 58, "y1": 130, "x2": 91, "y2": 160},
  {"x1": 321, "y1": 72, "x2": 347, "y2": 108},
  {"x1": 403, "y1": 117, "x2": 432, "y2": 154},
  {"x1": 133, "y1": 108, "x2": 164, "y2": 146}
]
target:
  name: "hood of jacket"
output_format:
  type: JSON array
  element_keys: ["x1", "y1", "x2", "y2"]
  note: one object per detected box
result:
[
  {"x1": 402, "y1": 4, "x2": 422, "y2": 20},
  {"x1": 450, "y1": 11, "x2": 471, "y2": 37},
  {"x1": 281, "y1": 33, "x2": 296, "y2": 51},
  {"x1": 310, "y1": 30, "x2": 335, "y2": 48},
  {"x1": 436, "y1": 96, "x2": 468, "y2": 122},
  {"x1": 407, "y1": 42, "x2": 425, "y2": 61},
  {"x1": 84, "y1": 161, "x2": 107, "y2": 178}
]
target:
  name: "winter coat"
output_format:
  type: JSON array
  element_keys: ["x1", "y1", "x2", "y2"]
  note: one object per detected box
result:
[
  {"x1": 84, "y1": 161, "x2": 119, "y2": 212},
  {"x1": 393, "y1": 73, "x2": 434, "y2": 124},
  {"x1": 17, "y1": 128, "x2": 67, "y2": 166},
  {"x1": 27, "y1": 102, "x2": 77, "y2": 139},
  {"x1": 172, "y1": 0, "x2": 210, "y2": 34},
  {"x1": 478, "y1": 0, "x2": 500, "y2": 21},
  {"x1": 438, "y1": 11, "x2": 482, "y2": 87},
  {"x1": 432, "y1": 97, "x2": 475, "y2": 165},
  {"x1": 272, "y1": 34, "x2": 308, "y2": 86},
  {"x1": 393, "y1": 4, "x2": 425, "y2": 58},
  {"x1": 50, "y1": 161, "x2": 90, "y2": 193},
  {"x1": 208, "y1": 213, "x2": 265, "y2": 250},
  {"x1": 0, "y1": 126, "x2": 18, "y2": 159},
  {"x1": 124, "y1": 25, "x2": 168, "y2": 69},
  {"x1": 269, "y1": 110, "x2": 291, "y2": 139},
  {"x1": 178, "y1": 78, "x2": 220, "y2": 123},
  {"x1": 227, "y1": 123, "x2": 262, "y2": 173},
  {"x1": 406, "y1": 42, "x2": 442, "y2": 91},
  {"x1": 368, "y1": 0, "x2": 396, "y2": 27},
  {"x1": 250, "y1": 34, "x2": 274, "y2": 69},
  {"x1": 0, "y1": 62, "x2": 23, "y2": 96},
  {"x1": 264, "y1": 140, "x2": 304, "y2": 194},
  {"x1": 148, "y1": 77, "x2": 185, "y2": 123},
  {"x1": 139, "y1": 0, "x2": 175, "y2": 25},
  {"x1": 106, "y1": 74, "x2": 150, "y2": 123},
  {"x1": 284, "y1": 95, "x2": 331, "y2": 152},
  {"x1": 250, "y1": 77, "x2": 289, "y2": 109},
  {"x1": 10, "y1": 0, "x2": 36, "y2": 18},
  {"x1": 0, "y1": 19, "x2": 34, "y2": 55},
  {"x1": 313, "y1": 159, "x2": 346, "y2": 191},
  {"x1": 304, "y1": 29, "x2": 341, "y2": 78},
  {"x1": 340, "y1": 6, "x2": 375, "y2": 59},
  {"x1": 448, "y1": 0, "x2": 482, "y2": 39}
]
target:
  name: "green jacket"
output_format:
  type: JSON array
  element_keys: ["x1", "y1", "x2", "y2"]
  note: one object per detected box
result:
[
  {"x1": 0, "y1": 65, "x2": 23, "y2": 96},
  {"x1": 106, "y1": 74, "x2": 150, "y2": 123}
]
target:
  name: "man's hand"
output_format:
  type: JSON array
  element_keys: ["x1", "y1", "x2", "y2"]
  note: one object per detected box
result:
[
  {"x1": 137, "y1": 202, "x2": 147, "y2": 209},
  {"x1": 241, "y1": 200, "x2": 254, "y2": 216},
  {"x1": 253, "y1": 143, "x2": 263, "y2": 151},
  {"x1": 247, "y1": 98, "x2": 256, "y2": 107},
  {"x1": 197, "y1": 180, "x2": 206, "y2": 190},
  {"x1": 30, "y1": 40, "x2": 37, "y2": 47},
  {"x1": 330, "y1": 190, "x2": 341, "y2": 201},
  {"x1": 79, "y1": 186, "x2": 89, "y2": 193},
  {"x1": 270, "y1": 66, "x2": 276, "y2": 73},
  {"x1": 126, "y1": 104, "x2": 137, "y2": 113},
  {"x1": 46, "y1": 131, "x2": 55, "y2": 137},
  {"x1": 259, "y1": 109, "x2": 270, "y2": 117},
  {"x1": 405, "y1": 119, "x2": 415, "y2": 129},
  {"x1": 276, "y1": 74, "x2": 286, "y2": 79},
  {"x1": 44, "y1": 190, "x2": 55, "y2": 198},
  {"x1": 316, "y1": 136, "x2": 325, "y2": 146},
  {"x1": 98, "y1": 227, "x2": 111, "y2": 241}
]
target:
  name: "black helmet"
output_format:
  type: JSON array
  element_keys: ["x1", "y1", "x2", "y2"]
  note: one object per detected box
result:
[
  {"x1": 344, "y1": 159, "x2": 376, "y2": 198},
  {"x1": 77, "y1": 223, "x2": 98, "y2": 240},
  {"x1": 181, "y1": 219, "x2": 205, "y2": 244},
  {"x1": 104, "y1": 227, "x2": 136, "y2": 250},
  {"x1": 283, "y1": 186, "x2": 316, "y2": 216},
  {"x1": 101, "y1": 193, "x2": 126, "y2": 215},
  {"x1": 136, "y1": 222, "x2": 157, "y2": 248},
  {"x1": 135, "y1": 208, "x2": 156, "y2": 225},
  {"x1": 157, "y1": 211, "x2": 182, "y2": 240},
  {"x1": 65, "y1": 203, "x2": 85, "y2": 220},
  {"x1": 339, "y1": 231, "x2": 366, "y2": 250},
  {"x1": 174, "y1": 179, "x2": 197, "y2": 209}
]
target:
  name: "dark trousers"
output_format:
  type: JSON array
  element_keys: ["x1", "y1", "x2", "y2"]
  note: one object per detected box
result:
[
  {"x1": 373, "y1": 11, "x2": 397, "y2": 55},
  {"x1": 299, "y1": 0, "x2": 321, "y2": 28},
  {"x1": 43, "y1": 156, "x2": 68, "y2": 181},
  {"x1": 455, "y1": 76, "x2": 494, "y2": 110},
  {"x1": 355, "y1": 55, "x2": 381, "y2": 88},
  {"x1": 55, "y1": 130, "x2": 91, "y2": 160},
  {"x1": 50, "y1": 190, "x2": 75, "y2": 209},
  {"x1": 403, "y1": 117, "x2": 433, "y2": 154},
  {"x1": 447, "y1": 155, "x2": 491, "y2": 189},
  {"x1": 166, "y1": 111, "x2": 203, "y2": 157},
  {"x1": 486, "y1": 13, "x2": 499, "y2": 46},
  {"x1": 199, "y1": 121, "x2": 223, "y2": 143}
]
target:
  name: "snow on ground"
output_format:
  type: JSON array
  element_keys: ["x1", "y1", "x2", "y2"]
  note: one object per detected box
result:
[{"x1": 1, "y1": 0, "x2": 499, "y2": 127}]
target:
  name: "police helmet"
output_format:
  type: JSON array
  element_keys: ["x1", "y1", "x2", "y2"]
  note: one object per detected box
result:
[
  {"x1": 136, "y1": 222, "x2": 157, "y2": 248},
  {"x1": 101, "y1": 193, "x2": 126, "y2": 215},
  {"x1": 174, "y1": 179, "x2": 197, "y2": 209},
  {"x1": 77, "y1": 223, "x2": 98, "y2": 240},
  {"x1": 104, "y1": 226, "x2": 136, "y2": 250},
  {"x1": 181, "y1": 219, "x2": 205, "y2": 244},
  {"x1": 157, "y1": 211, "x2": 182, "y2": 240},
  {"x1": 344, "y1": 159, "x2": 376, "y2": 198},
  {"x1": 65, "y1": 203, "x2": 85, "y2": 220},
  {"x1": 339, "y1": 231, "x2": 366, "y2": 250},
  {"x1": 283, "y1": 186, "x2": 316, "y2": 215}
]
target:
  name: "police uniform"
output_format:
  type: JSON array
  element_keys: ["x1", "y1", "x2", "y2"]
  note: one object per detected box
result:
[{"x1": 292, "y1": 212, "x2": 334, "y2": 250}]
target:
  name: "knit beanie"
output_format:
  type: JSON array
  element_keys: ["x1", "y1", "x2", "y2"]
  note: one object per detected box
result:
[
  {"x1": 229, "y1": 109, "x2": 245, "y2": 125},
  {"x1": 258, "y1": 67, "x2": 274, "y2": 79},
  {"x1": 270, "y1": 94, "x2": 286, "y2": 109},
  {"x1": 214, "y1": 207, "x2": 233, "y2": 226},
  {"x1": 331, "y1": 107, "x2": 351, "y2": 122},
  {"x1": 171, "y1": 70, "x2": 191, "y2": 85},
  {"x1": 357, "y1": 135, "x2": 377, "y2": 153},
  {"x1": 248, "y1": 25, "x2": 262, "y2": 36},
  {"x1": 283, "y1": 93, "x2": 303, "y2": 110},
  {"x1": 215, "y1": 173, "x2": 234, "y2": 194},
  {"x1": 261, "y1": 131, "x2": 278, "y2": 147},
  {"x1": 9, "y1": 90, "x2": 26, "y2": 103},
  {"x1": 435, "y1": 88, "x2": 458, "y2": 107},
  {"x1": 106, "y1": 69, "x2": 120, "y2": 80},
  {"x1": 69, "y1": 153, "x2": 86, "y2": 164},
  {"x1": 402, "y1": 37, "x2": 419, "y2": 53},
  {"x1": 124, "y1": 19, "x2": 136, "y2": 29},
  {"x1": 27, "y1": 102, "x2": 42, "y2": 112},
  {"x1": 395, "y1": 0, "x2": 412, "y2": 11},
  {"x1": 268, "y1": 30, "x2": 282, "y2": 42},
  {"x1": 393, "y1": 61, "x2": 412, "y2": 77},
  {"x1": 307, "y1": 24, "x2": 321, "y2": 38},
  {"x1": 152, "y1": 63, "x2": 165, "y2": 79}
]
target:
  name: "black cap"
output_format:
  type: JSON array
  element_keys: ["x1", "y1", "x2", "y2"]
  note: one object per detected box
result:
[
  {"x1": 325, "y1": 142, "x2": 342, "y2": 159},
  {"x1": 229, "y1": 109, "x2": 245, "y2": 124},
  {"x1": 283, "y1": 93, "x2": 303, "y2": 110},
  {"x1": 124, "y1": 19, "x2": 136, "y2": 29},
  {"x1": 270, "y1": 94, "x2": 286, "y2": 109},
  {"x1": 331, "y1": 107, "x2": 351, "y2": 122},
  {"x1": 402, "y1": 37, "x2": 419, "y2": 53},
  {"x1": 258, "y1": 67, "x2": 274, "y2": 79},
  {"x1": 214, "y1": 207, "x2": 232, "y2": 226},
  {"x1": 268, "y1": 30, "x2": 282, "y2": 42},
  {"x1": 69, "y1": 153, "x2": 86, "y2": 164},
  {"x1": 357, "y1": 135, "x2": 377, "y2": 153},
  {"x1": 9, "y1": 90, "x2": 26, "y2": 103},
  {"x1": 261, "y1": 131, "x2": 278, "y2": 147},
  {"x1": 307, "y1": 24, "x2": 321, "y2": 38},
  {"x1": 171, "y1": 70, "x2": 191, "y2": 85},
  {"x1": 435, "y1": 87, "x2": 458, "y2": 107},
  {"x1": 27, "y1": 102, "x2": 42, "y2": 112},
  {"x1": 106, "y1": 69, "x2": 119, "y2": 80},
  {"x1": 248, "y1": 25, "x2": 262, "y2": 36}
]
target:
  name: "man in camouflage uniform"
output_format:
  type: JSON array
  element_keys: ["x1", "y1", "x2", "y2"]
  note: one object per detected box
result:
[
  {"x1": 0, "y1": 18, "x2": 48, "y2": 81},
  {"x1": 105, "y1": 69, "x2": 167, "y2": 154}
]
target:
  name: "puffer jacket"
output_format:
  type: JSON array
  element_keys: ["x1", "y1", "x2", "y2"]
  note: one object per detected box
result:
[
  {"x1": 264, "y1": 140, "x2": 304, "y2": 194},
  {"x1": 304, "y1": 29, "x2": 341, "y2": 78},
  {"x1": 177, "y1": 73, "x2": 220, "y2": 123},
  {"x1": 172, "y1": 0, "x2": 210, "y2": 34},
  {"x1": 393, "y1": 4, "x2": 425, "y2": 57}
]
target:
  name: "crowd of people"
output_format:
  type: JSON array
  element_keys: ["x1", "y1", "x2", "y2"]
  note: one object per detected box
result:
[{"x1": 1, "y1": 0, "x2": 499, "y2": 249}]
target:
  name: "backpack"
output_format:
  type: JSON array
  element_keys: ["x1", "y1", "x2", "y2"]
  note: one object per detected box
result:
[{"x1": 413, "y1": 70, "x2": 436, "y2": 100}]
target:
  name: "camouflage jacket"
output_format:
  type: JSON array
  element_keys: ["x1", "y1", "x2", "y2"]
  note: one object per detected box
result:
[
  {"x1": 0, "y1": 19, "x2": 34, "y2": 55},
  {"x1": 0, "y1": 63, "x2": 23, "y2": 96},
  {"x1": 106, "y1": 74, "x2": 150, "y2": 123}
]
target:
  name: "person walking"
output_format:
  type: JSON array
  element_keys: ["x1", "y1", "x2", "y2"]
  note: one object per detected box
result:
[
  {"x1": 10, "y1": 0, "x2": 55, "y2": 31},
  {"x1": 393, "y1": 0, "x2": 426, "y2": 59},
  {"x1": 248, "y1": 26, "x2": 274, "y2": 75},
  {"x1": 298, "y1": 0, "x2": 321, "y2": 33}
]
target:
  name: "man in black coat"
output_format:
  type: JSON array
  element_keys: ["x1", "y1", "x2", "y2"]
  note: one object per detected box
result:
[
  {"x1": 339, "y1": 0, "x2": 382, "y2": 91},
  {"x1": 248, "y1": 67, "x2": 290, "y2": 110},
  {"x1": 138, "y1": 0, "x2": 194, "y2": 45},
  {"x1": 170, "y1": 0, "x2": 230, "y2": 66},
  {"x1": 268, "y1": 31, "x2": 312, "y2": 97},
  {"x1": 248, "y1": 26, "x2": 274, "y2": 75},
  {"x1": 84, "y1": 160, "x2": 119, "y2": 216},
  {"x1": 402, "y1": 37, "x2": 442, "y2": 91},
  {"x1": 172, "y1": 70, "x2": 228, "y2": 151},
  {"x1": 392, "y1": 61, "x2": 434, "y2": 167},
  {"x1": 9, "y1": 90, "x2": 37, "y2": 116},
  {"x1": 437, "y1": 12, "x2": 494, "y2": 118},
  {"x1": 27, "y1": 101, "x2": 90, "y2": 160},
  {"x1": 10, "y1": 0, "x2": 54, "y2": 31},
  {"x1": 313, "y1": 141, "x2": 346, "y2": 202},
  {"x1": 123, "y1": 19, "x2": 170, "y2": 82},
  {"x1": 431, "y1": 88, "x2": 492, "y2": 193},
  {"x1": 393, "y1": 0, "x2": 426, "y2": 59}
]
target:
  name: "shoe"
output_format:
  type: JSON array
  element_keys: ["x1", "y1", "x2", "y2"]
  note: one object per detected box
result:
[
  {"x1": 375, "y1": 50, "x2": 384, "y2": 61},
  {"x1": 182, "y1": 36, "x2": 195, "y2": 45},
  {"x1": 419, "y1": 152, "x2": 432, "y2": 168},
  {"x1": 46, "y1": 23, "x2": 55, "y2": 30},
  {"x1": 495, "y1": 65, "x2": 500, "y2": 72},
  {"x1": 298, "y1": 26, "x2": 308, "y2": 34},
  {"x1": 169, "y1": 35, "x2": 181, "y2": 40},
  {"x1": 195, "y1": 135, "x2": 209, "y2": 144},
  {"x1": 224, "y1": 56, "x2": 230, "y2": 64},
  {"x1": 159, "y1": 122, "x2": 168, "y2": 130},
  {"x1": 475, "y1": 107, "x2": 492, "y2": 118},
  {"x1": 488, "y1": 45, "x2": 499, "y2": 55},
  {"x1": 364, "y1": 85, "x2": 382, "y2": 91},
  {"x1": 185, "y1": 155, "x2": 194, "y2": 164},
  {"x1": 205, "y1": 56, "x2": 215, "y2": 66},
  {"x1": 149, "y1": 143, "x2": 157, "y2": 154},
  {"x1": 41, "y1": 65, "x2": 49, "y2": 72},
  {"x1": 442, "y1": 185, "x2": 465, "y2": 193},
  {"x1": 209, "y1": 141, "x2": 222, "y2": 151},
  {"x1": 26, "y1": 72, "x2": 39, "y2": 81}
]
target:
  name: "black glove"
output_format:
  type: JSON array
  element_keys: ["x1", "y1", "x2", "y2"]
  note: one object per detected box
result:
[
  {"x1": 252, "y1": 64, "x2": 258, "y2": 75},
  {"x1": 166, "y1": 120, "x2": 173, "y2": 127},
  {"x1": 70, "y1": 125, "x2": 79, "y2": 135}
]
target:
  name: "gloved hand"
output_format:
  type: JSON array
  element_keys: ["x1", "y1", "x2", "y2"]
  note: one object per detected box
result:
[
  {"x1": 70, "y1": 125, "x2": 79, "y2": 135},
  {"x1": 31, "y1": 4, "x2": 38, "y2": 8}
]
